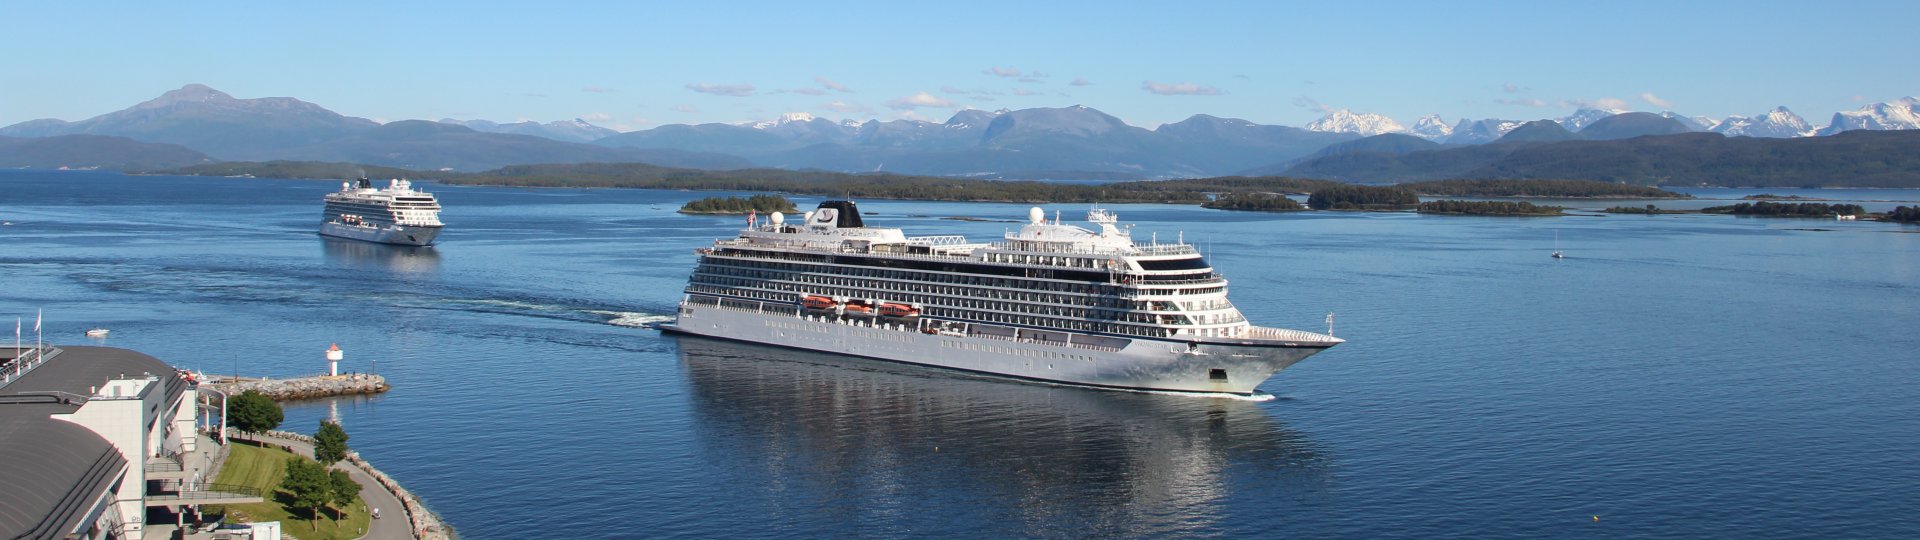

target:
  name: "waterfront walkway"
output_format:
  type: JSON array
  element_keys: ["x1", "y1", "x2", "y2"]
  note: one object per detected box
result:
[{"x1": 245, "y1": 433, "x2": 410, "y2": 540}]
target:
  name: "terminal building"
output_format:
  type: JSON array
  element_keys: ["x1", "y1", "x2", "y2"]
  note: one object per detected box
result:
[{"x1": 1, "y1": 345, "x2": 260, "y2": 540}]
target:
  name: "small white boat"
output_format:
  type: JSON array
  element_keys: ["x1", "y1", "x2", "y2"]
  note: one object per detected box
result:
[{"x1": 85, "y1": 328, "x2": 109, "y2": 337}]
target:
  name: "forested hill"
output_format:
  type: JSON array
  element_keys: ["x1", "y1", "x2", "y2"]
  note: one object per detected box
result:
[
  {"x1": 1280, "y1": 129, "x2": 1920, "y2": 187},
  {"x1": 1473, "y1": 130, "x2": 1920, "y2": 187}
]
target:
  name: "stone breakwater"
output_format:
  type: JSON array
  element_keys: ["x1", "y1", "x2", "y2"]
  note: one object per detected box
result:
[
  {"x1": 263, "y1": 430, "x2": 457, "y2": 540},
  {"x1": 206, "y1": 373, "x2": 389, "y2": 400}
]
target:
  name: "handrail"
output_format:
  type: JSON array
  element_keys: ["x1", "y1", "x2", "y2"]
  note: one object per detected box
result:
[
  {"x1": 0, "y1": 345, "x2": 59, "y2": 389},
  {"x1": 148, "y1": 481, "x2": 263, "y2": 499}
]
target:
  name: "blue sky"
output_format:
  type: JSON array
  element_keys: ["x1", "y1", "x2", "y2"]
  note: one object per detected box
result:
[{"x1": 3, "y1": 1, "x2": 1914, "y2": 131}]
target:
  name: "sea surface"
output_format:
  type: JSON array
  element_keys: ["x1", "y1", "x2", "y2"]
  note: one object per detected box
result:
[{"x1": 4, "y1": 170, "x2": 1918, "y2": 538}]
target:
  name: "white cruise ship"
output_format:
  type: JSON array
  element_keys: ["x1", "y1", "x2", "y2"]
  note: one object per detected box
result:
[
  {"x1": 661, "y1": 200, "x2": 1344, "y2": 395},
  {"x1": 319, "y1": 178, "x2": 444, "y2": 246}
]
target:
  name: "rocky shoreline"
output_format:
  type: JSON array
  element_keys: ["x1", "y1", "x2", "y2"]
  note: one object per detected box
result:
[
  {"x1": 262, "y1": 430, "x2": 457, "y2": 539},
  {"x1": 206, "y1": 373, "x2": 388, "y2": 400}
]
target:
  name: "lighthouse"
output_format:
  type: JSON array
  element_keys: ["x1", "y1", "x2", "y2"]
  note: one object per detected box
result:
[{"x1": 327, "y1": 343, "x2": 343, "y2": 376}]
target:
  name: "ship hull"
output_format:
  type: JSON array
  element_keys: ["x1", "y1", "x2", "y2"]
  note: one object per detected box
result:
[
  {"x1": 318, "y1": 221, "x2": 442, "y2": 246},
  {"x1": 662, "y1": 301, "x2": 1331, "y2": 395}
]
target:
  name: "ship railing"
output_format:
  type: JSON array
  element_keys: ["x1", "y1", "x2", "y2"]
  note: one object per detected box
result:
[
  {"x1": 1241, "y1": 326, "x2": 1342, "y2": 343},
  {"x1": 1134, "y1": 243, "x2": 1200, "y2": 255},
  {"x1": 906, "y1": 235, "x2": 970, "y2": 245}
]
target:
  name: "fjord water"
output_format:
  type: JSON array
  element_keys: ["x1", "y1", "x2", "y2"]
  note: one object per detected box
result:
[{"x1": 4, "y1": 171, "x2": 1918, "y2": 537}]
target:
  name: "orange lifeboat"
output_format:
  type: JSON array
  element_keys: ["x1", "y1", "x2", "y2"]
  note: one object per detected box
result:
[
  {"x1": 843, "y1": 300, "x2": 876, "y2": 316},
  {"x1": 879, "y1": 303, "x2": 920, "y2": 318},
  {"x1": 801, "y1": 295, "x2": 838, "y2": 310}
]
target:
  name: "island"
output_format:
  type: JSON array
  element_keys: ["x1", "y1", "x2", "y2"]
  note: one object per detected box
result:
[
  {"x1": 679, "y1": 194, "x2": 799, "y2": 214},
  {"x1": 1702, "y1": 201, "x2": 1866, "y2": 217},
  {"x1": 1307, "y1": 185, "x2": 1419, "y2": 210},
  {"x1": 1417, "y1": 200, "x2": 1564, "y2": 216},
  {"x1": 1401, "y1": 179, "x2": 1688, "y2": 199},
  {"x1": 1742, "y1": 193, "x2": 1824, "y2": 201},
  {"x1": 1201, "y1": 192, "x2": 1307, "y2": 212},
  {"x1": 1602, "y1": 205, "x2": 1693, "y2": 215},
  {"x1": 1886, "y1": 206, "x2": 1920, "y2": 223}
]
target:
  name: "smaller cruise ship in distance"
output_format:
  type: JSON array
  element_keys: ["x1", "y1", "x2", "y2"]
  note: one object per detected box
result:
[
  {"x1": 319, "y1": 177, "x2": 445, "y2": 246},
  {"x1": 661, "y1": 200, "x2": 1345, "y2": 395}
]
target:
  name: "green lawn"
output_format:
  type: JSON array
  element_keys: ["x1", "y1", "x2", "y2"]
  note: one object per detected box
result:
[{"x1": 208, "y1": 442, "x2": 373, "y2": 540}]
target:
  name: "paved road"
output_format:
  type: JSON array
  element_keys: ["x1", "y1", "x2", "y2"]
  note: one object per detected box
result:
[{"x1": 250, "y1": 434, "x2": 411, "y2": 540}]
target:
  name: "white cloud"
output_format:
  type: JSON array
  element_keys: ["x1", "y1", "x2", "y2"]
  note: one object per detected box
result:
[
  {"x1": 672, "y1": 104, "x2": 698, "y2": 113},
  {"x1": 787, "y1": 88, "x2": 828, "y2": 96},
  {"x1": 985, "y1": 66, "x2": 1022, "y2": 78},
  {"x1": 816, "y1": 76, "x2": 854, "y2": 93},
  {"x1": 940, "y1": 85, "x2": 972, "y2": 95},
  {"x1": 1292, "y1": 96, "x2": 1330, "y2": 113},
  {"x1": 580, "y1": 112, "x2": 613, "y2": 122},
  {"x1": 1070, "y1": 77, "x2": 1092, "y2": 86},
  {"x1": 1018, "y1": 71, "x2": 1051, "y2": 83},
  {"x1": 1502, "y1": 83, "x2": 1520, "y2": 93},
  {"x1": 581, "y1": 86, "x2": 615, "y2": 93},
  {"x1": 1639, "y1": 92, "x2": 1673, "y2": 108},
  {"x1": 685, "y1": 82, "x2": 755, "y2": 97},
  {"x1": 1143, "y1": 81, "x2": 1223, "y2": 96},
  {"x1": 885, "y1": 91, "x2": 954, "y2": 110},
  {"x1": 1011, "y1": 88, "x2": 1042, "y2": 96}
]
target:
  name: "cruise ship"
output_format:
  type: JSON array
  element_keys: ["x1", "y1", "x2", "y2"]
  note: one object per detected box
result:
[
  {"x1": 660, "y1": 201, "x2": 1344, "y2": 395},
  {"x1": 318, "y1": 177, "x2": 445, "y2": 246}
]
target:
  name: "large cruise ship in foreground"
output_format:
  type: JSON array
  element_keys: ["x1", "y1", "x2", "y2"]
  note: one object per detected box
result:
[
  {"x1": 319, "y1": 178, "x2": 444, "y2": 246},
  {"x1": 661, "y1": 201, "x2": 1344, "y2": 395}
]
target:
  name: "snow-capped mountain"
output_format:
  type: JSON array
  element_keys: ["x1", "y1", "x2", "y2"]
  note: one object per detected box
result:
[
  {"x1": 1410, "y1": 115, "x2": 1453, "y2": 141},
  {"x1": 1712, "y1": 107, "x2": 1815, "y2": 138},
  {"x1": 1817, "y1": 96, "x2": 1920, "y2": 136},
  {"x1": 1305, "y1": 109, "x2": 1407, "y2": 136},
  {"x1": 1556, "y1": 108, "x2": 1625, "y2": 131},
  {"x1": 1444, "y1": 119, "x2": 1525, "y2": 145},
  {"x1": 439, "y1": 117, "x2": 619, "y2": 143},
  {"x1": 1660, "y1": 112, "x2": 1717, "y2": 132},
  {"x1": 749, "y1": 112, "x2": 822, "y2": 130}
]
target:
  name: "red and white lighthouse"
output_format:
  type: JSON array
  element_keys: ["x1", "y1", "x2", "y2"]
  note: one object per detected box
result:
[{"x1": 327, "y1": 343, "x2": 343, "y2": 376}]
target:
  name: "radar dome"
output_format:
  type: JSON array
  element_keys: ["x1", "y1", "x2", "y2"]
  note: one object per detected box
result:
[
  {"x1": 1029, "y1": 207, "x2": 1046, "y2": 224},
  {"x1": 803, "y1": 211, "x2": 815, "y2": 224},
  {"x1": 770, "y1": 212, "x2": 784, "y2": 225}
]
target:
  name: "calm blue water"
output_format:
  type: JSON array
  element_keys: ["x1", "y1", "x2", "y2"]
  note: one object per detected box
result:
[{"x1": 4, "y1": 170, "x2": 1919, "y2": 538}]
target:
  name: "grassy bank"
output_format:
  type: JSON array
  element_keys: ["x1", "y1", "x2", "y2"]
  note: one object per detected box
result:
[{"x1": 209, "y1": 442, "x2": 372, "y2": 540}]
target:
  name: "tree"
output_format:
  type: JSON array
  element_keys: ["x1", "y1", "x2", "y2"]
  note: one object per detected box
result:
[
  {"x1": 227, "y1": 390, "x2": 282, "y2": 435},
  {"x1": 282, "y1": 458, "x2": 330, "y2": 528},
  {"x1": 327, "y1": 470, "x2": 362, "y2": 521},
  {"x1": 313, "y1": 420, "x2": 350, "y2": 465}
]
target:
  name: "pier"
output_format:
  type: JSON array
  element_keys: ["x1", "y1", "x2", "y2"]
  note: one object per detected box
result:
[{"x1": 203, "y1": 372, "x2": 389, "y2": 401}]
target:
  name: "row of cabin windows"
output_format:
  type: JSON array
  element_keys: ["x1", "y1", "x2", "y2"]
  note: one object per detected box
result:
[
  {"x1": 686, "y1": 273, "x2": 1245, "y2": 335},
  {"x1": 701, "y1": 256, "x2": 1225, "y2": 306},
  {"x1": 693, "y1": 261, "x2": 1243, "y2": 321},
  {"x1": 691, "y1": 268, "x2": 1246, "y2": 325}
]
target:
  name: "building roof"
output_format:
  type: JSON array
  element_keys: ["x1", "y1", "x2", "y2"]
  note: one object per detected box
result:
[{"x1": 0, "y1": 346, "x2": 183, "y2": 540}]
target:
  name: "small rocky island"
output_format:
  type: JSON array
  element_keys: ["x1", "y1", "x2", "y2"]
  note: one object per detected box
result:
[{"x1": 678, "y1": 194, "x2": 799, "y2": 214}]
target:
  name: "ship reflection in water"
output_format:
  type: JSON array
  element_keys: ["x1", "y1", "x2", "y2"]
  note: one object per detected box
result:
[
  {"x1": 321, "y1": 237, "x2": 440, "y2": 273},
  {"x1": 675, "y1": 336, "x2": 1332, "y2": 536}
]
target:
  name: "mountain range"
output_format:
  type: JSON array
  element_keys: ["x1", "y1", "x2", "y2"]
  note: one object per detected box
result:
[{"x1": 4, "y1": 84, "x2": 1919, "y2": 182}]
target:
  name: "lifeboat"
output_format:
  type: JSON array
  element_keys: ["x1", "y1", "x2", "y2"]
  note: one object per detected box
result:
[
  {"x1": 879, "y1": 303, "x2": 920, "y2": 318},
  {"x1": 842, "y1": 301, "x2": 876, "y2": 317},
  {"x1": 801, "y1": 296, "x2": 837, "y2": 310}
]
